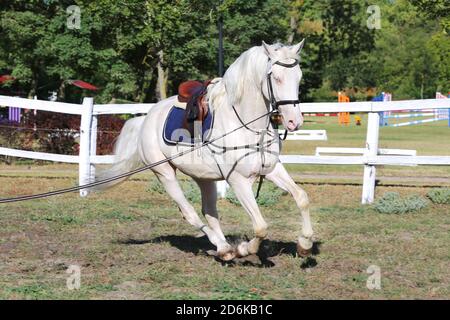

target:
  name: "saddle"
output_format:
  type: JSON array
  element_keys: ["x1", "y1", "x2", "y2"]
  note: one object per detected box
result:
[{"x1": 178, "y1": 80, "x2": 211, "y2": 135}]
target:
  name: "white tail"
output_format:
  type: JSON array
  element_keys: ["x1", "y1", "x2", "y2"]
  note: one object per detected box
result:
[{"x1": 93, "y1": 116, "x2": 146, "y2": 191}]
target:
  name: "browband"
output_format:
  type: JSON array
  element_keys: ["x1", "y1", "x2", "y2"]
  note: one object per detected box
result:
[{"x1": 274, "y1": 59, "x2": 299, "y2": 68}]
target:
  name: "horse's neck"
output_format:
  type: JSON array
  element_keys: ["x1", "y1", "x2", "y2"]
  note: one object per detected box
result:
[{"x1": 218, "y1": 88, "x2": 270, "y2": 132}]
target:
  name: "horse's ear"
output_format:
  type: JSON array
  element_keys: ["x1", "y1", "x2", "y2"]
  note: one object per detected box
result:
[
  {"x1": 262, "y1": 41, "x2": 276, "y2": 58},
  {"x1": 291, "y1": 39, "x2": 305, "y2": 55}
]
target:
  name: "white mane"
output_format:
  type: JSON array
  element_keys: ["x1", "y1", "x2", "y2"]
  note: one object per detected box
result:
[{"x1": 207, "y1": 43, "x2": 300, "y2": 110}]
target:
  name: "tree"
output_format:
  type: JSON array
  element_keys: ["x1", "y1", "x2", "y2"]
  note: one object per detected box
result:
[
  {"x1": 0, "y1": 0, "x2": 446, "y2": 104},
  {"x1": 0, "y1": 5, "x2": 48, "y2": 98},
  {"x1": 409, "y1": 0, "x2": 449, "y2": 32},
  {"x1": 320, "y1": 0, "x2": 376, "y2": 92},
  {"x1": 373, "y1": 0, "x2": 444, "y2": 99}
]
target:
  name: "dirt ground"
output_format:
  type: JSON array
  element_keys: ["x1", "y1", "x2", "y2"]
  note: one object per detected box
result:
[{"x1": 0, "y1": 166, "x2": 449, "y2": 300}]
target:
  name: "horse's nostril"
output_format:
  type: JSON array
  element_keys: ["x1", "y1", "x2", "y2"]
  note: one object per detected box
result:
[{"x1": 287, "y1": 120, "x2": 297, "y2": 131}]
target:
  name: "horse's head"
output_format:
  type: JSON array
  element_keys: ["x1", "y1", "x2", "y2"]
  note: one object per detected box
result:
[{"x1": 262, "y1": 40, "x2": 305, "y2": 131}]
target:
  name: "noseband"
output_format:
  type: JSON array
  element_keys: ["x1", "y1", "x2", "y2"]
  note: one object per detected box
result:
[{"x1": 266, "y1": 58, "x2": 300, "y2": 112}]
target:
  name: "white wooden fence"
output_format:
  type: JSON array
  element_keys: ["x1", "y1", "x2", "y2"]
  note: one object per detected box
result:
[
  {"x1": 0, "y1": 95, "x2": 449, "y2": 203},
  {"x1": 0, "y1": 96, "x2": 151, "y2": 197}
]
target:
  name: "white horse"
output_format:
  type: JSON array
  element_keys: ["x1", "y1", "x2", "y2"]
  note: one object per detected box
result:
[{"x1": 96, "y1": 41, "x2": 314, "y2": 261}]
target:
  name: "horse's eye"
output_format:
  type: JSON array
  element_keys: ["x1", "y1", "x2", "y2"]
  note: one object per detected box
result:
[{"x1": 273, "y1": 76, "x2": 282, "y2": 84}]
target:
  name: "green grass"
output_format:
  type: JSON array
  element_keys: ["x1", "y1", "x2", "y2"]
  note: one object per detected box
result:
[
  {"x1": 282, "y1": 115, "x2": 450, "y2": 178},
  {"x1": 292, "y1": 114, "x2": 450, "y2": 155},
  {"x1": 0, "y1": 116, "x2": 449, "y2": 299},
  {"x1": 0, "y1": 173, "x2": 449, "y2": 300}
]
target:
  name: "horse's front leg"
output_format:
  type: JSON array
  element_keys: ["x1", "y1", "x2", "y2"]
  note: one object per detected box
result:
[
  {"x1": 227, "y1": 173, "x2": 268, "y2": 257},
  {"x1": 265, "y1": 162, "x2": 313, "y2": 256},
  {"x1": 154, "y1": 166, "x2": 235, "y2": 261},
  {"x1": 194, "y1": 179, "x2": 229, "y2": 247}
]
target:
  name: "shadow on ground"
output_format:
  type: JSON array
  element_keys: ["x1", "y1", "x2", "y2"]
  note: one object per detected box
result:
[{"x1": 116, "y1": 235, "x2": 321, "y2": 269}]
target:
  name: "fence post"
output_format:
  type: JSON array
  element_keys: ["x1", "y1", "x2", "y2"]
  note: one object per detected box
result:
[
  {"x1": 216, "y1": 181, "x2": 229, "y2": 198},
  {"x1": 89, "y1": 114, "x2": 98, "y2": 182},
  {"x1": 362, "y1": 112, "x2": 380, "y2": 204},
  {"x1": 79, "y1": 97, "x2": 94, "y2": 197}
]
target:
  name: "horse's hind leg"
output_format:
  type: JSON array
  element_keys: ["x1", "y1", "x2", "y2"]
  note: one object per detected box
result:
[
  {"x1": 153, "y1": 165, "x2": 235, "y2": 261},
  {"x1": 194, "y1": 179, "x2": 228, "y2": 244},
  {"x1": 265, "y1": 162, "x2": 313, "y2": 257}
]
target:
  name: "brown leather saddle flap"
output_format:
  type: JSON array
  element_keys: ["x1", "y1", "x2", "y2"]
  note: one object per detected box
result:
[
  {"x1": 177, "y1": 80, "x2": 211, "y2": 136},
  {"x1": 178, "y1": 80, "x2": 203, "y2": 103}
]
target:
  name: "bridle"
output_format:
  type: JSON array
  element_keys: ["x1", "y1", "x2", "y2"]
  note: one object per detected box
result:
[
  {"x1": 231, "y1": 57, "x2": 301, "y2": 134},
  {"x1": 226, "y1": 57, "x2": 302, "y2": 197},
  {"x1": 266, "y1": 58, "x2": 301, "y2": 114}
]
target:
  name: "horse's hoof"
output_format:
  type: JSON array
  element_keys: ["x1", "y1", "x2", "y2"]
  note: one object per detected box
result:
[
  {"x1": 236, "y1": 241, "x2": 249, "y2": 258},
  {"x1": 297, "y1": 237, "x2": 313, "y2": 257},
  {"x1": 218, "y1": 248, "x2": 236, "y2": 261},
  {"x1": 296, "y1": 243, "x2": 312, "y2": 257}
]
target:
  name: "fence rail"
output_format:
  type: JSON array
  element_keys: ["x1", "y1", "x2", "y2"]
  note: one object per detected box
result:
[{"x1": 1, "y1": 94, "x2": 449, "y2": 203}]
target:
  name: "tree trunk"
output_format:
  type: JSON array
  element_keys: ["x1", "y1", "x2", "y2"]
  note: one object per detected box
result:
[
  {"x1": 137, "y1": 69, "x2": 153, "y2": 103},
  {"x1": 155, "y1": 50, "x2": 168, "y2": 101},
  {"x1": 58, "y1": 80, "x2": 66, "y2": 101},
  {"x1": 420, "y1": 74, "x2": 424, "y2": 99},
  {"x1": 27, "y1": 77, "x2": 37, "y2": 99},
  {"x1": 288, "y1": 16, "x2": 298, "y2": 45}
]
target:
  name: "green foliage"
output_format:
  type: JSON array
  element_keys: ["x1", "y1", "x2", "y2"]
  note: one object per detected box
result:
[
  {"x1": 410, "y1": 0, "x2": 450, "y2": 32},
  {"x1": 303, "y1": 0, "x2": 448, "y2": 101},
  {"x1": 319, "y1": 0, "x2": 376, "y2": 91},
  {"x1": 369, "y1": 0, "x2": 447, "y2": 99},
  {"x1": 427, "y1": 188, "x2": 450, "y2": 204},
  {"x1": 226, "y1": 180, "x2": 286, "y2": 207},
  {"x1": 0, "y1": 0, "x2": 446, "y2": 105},
  {"x1": 373, "y1": 192, "x2": 428, "y2": 214}
]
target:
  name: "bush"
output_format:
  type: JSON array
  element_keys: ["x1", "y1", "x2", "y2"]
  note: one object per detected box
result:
[
  {"x1": 404, "y1": 195, "x2": 429, "y2": 211},
  {"x1": 96, "y1": 115, "x2": 126, "y2": 155},
  {"x1": 0, "y1": 111, "x2": 126, "y2": 164},
  {"x1": 226, "y1": 180, "x2": 287, "y2": 207},
  {"x1": 427, "y1": 188, "x2": 450, "y2": 204},
  {"x1": 373, "y1": 192, "x2": 428, "y2": 214}
]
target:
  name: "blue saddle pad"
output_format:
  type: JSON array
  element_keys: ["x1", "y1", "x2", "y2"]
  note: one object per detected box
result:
[{"x1": 163, "y1": 106, "x2": 213, "y2": 145}]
